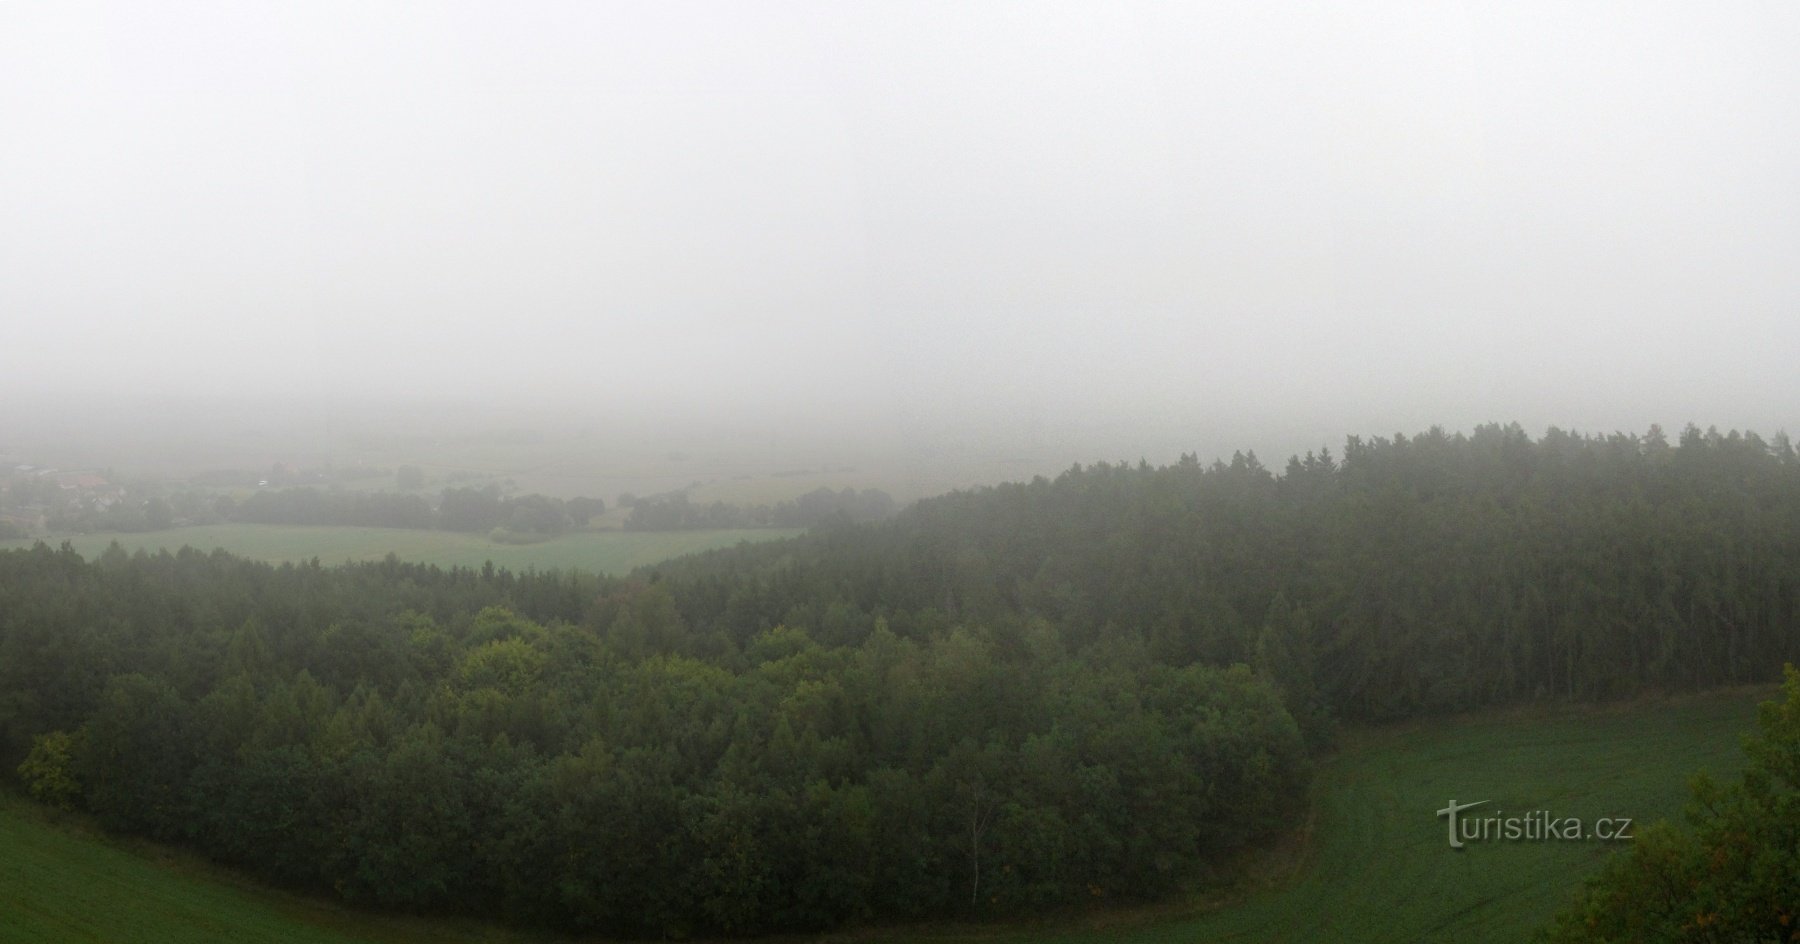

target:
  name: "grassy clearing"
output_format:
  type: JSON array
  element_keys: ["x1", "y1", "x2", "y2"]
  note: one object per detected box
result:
[
  {"x1": 0, "y1": 689, "x2": 1768, "y2": 943},
  {"x1": 0, "y1": 525, "x2": 799, "y2": 574},
  {"x1": 0, "y1": 793, "x2": 542, "y2": 944}
]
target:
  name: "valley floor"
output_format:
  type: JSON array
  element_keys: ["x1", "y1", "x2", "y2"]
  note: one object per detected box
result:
[{"x1": 0, "y1": 524, "x2": 799, "y2": 574}]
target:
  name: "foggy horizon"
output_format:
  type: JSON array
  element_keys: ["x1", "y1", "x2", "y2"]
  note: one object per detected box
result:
[{"x1": 4, "y1": 1, "x2": 1797, "y2": 446}]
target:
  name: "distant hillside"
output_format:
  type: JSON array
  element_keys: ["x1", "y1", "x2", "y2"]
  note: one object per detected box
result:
[{"x1": 650, "y1": 422, "x2": 1800, "y2": 720}]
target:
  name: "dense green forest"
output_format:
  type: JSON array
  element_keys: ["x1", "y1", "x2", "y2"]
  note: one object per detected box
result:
[
  {"x1": 652, "y1": 422, "x2": 1800, "y2": 720},
  {"x1": 3, "y1": 421, "x2": 1798, "y2": 936},
  {"x1": 0, "y1": 547, "x2": 1304, "y2": 935}
]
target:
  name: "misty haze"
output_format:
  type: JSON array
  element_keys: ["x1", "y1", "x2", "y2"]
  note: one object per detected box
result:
[{"x1": 2, "y1": 2, "x2": 1797, "y2": 942}]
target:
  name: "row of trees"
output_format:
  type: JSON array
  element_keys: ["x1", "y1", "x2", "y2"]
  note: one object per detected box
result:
[
  {"x1": 5, "y1": 481, "x2": 609, "y2": 540},
  {"x1": 224, "y1": 485, "x2": 607, "y2": 538},
  {"x1": 13, "y1": 481, "x2": 896, "y2": 539},
  {"x1": 624, "y1": 486, "x2": 897, "y2": 531}
]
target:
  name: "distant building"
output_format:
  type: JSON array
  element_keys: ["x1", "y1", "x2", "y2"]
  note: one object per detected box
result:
[{"x1": 53, "y1": 472, "x2": 110, "y2": 491}]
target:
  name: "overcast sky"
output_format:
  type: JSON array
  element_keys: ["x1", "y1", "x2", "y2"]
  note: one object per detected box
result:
[{"x1": 2, "y1": 1, "x2": 1796, "y2": 442}]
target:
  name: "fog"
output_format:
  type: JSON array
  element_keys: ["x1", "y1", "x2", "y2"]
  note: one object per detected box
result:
[{"x1": 3, "y1": 1, "x2": 1797, "y2": 469}]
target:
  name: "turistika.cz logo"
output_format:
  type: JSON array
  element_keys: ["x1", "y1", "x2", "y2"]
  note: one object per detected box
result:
[{"x1": 1435, "y1": 799, "x2": 1634, "y2": 849}]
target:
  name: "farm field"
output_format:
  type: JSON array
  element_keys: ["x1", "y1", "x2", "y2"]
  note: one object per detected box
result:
[
  {"x1": 0, "y1": 792, "x2": 536, "y2": 944},
  {"x1": 994, "y1": 685, "x2": 1765, "y2": 944},
  {"x1": 0, "y1": 524, "x2": 799, "y2": 574},
  {"x1": 0, "y1": 686, "x2": 1768, "y2": 944}
]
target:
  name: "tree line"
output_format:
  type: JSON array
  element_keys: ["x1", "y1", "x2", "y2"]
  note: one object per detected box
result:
[
  {"x1": 9, "y1": 480, "x2": 897, "y2": 539},
  {"x1": 624, "y1": 486, "x2": 897, "y2": 531},
  {"x1": 231, "y1": 484, "x2": 611, "y2": 539},
  {"x1": 11, "y1": 484, "x2": 609, "y2": 540}
]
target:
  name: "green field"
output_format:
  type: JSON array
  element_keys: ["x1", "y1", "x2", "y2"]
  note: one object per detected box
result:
[
  {"x1": 0, "y1": 793, "x2": 538, "y2": 944},
  {"x1": 0, "y1": 688, "x2": 1768, "y2": 944},
  {"x1": 0, "y1": 524, "x2": 799, "y2": 574}
]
